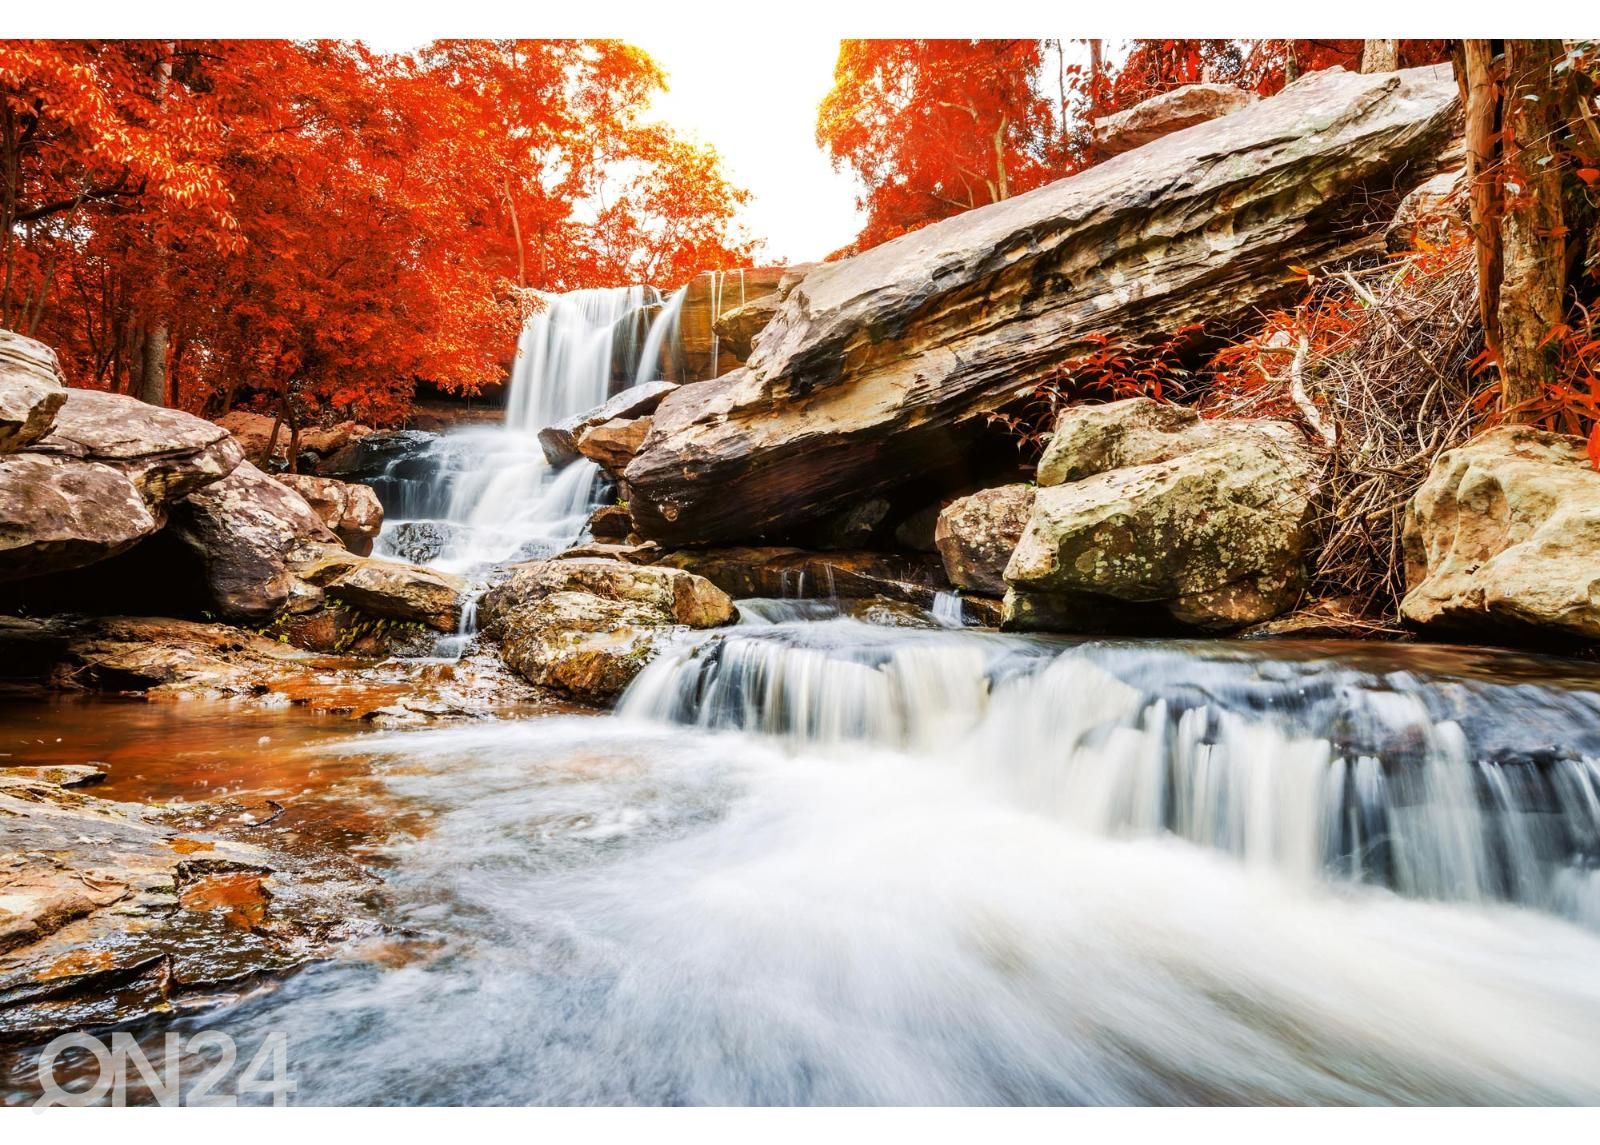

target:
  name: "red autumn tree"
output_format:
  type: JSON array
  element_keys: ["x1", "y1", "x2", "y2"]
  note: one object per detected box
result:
[
  {"x1": 0, "y1": 38, "x2": 757, "y2": 430},
  {"x1": 817, "y1": 39, "x2": 1056, "y2": 252}
]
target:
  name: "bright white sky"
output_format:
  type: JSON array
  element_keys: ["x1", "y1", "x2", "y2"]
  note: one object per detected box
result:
[{"x1": 633, "y1": 34, "x2": 864, "y2": 264}]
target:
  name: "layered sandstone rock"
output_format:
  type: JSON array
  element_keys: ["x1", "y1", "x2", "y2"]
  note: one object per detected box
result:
[
  {"x1": 576, "y1": 416, "x2": 651, "y2": 475},
  {"x1": 168, "y1": 461, "x2": 339, "y2": 618},
  {"x1": 935, "y1": 484, "x2": 1036, "y2": 597},
  {"x1": 276, "y1": 472, "x2": 384, "y2": 555},
  {"x1": 1, "y1": 344, "x2": 245, "y2": 582},
  {"x1": 481, "y1": 557, "x2": 735, "y2": 699},
  {"x1": 1004, "y1": 398, "x2": 1320, "y2": 632},
  {"x1": 538, "y1": 380, "x2": 677, "y2": 468},
  {"x1": 0, "y1": 330, "x2": 67, "y2": 453},
  {"x1": 1091, "y1": 82, "x2": 1257, "y2": 158},
  {"x1": 1402, "y1": 427, "x2": 1600, "y2": 642},
  {"x1": 625, "y1": 66, "x2": 1459, "y2": 545}
]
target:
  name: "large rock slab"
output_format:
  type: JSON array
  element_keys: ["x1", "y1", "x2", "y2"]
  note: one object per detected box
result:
[
  {"x1": 276, "y1": 472, "x2": 384, "y2": 555},
  {"x1": 35, "y1": 387, "x2": 244, "y2": 504},
  {"x1": 0, "y1": 454, "x2": 157, "y2": 582},
  {"x1": 537, "y1": 380, "x2": 678, "y2": 468},
  {"x1": 481, "y1": 558, "x2": 735, "y2": 700},
  {"x1": 302, "y1": 551, "x2": 465, "y2": 632},
  {"x1": 576, "y1": 416, "x2": 651, "y2": 475},
  {"x1": 1091, "y1": 82, "x2": 1257, "y2": 158},
  {"x1": 0, "y1": 329, "x2": 67, "y2": 453},
  {"x1": 167, "y1": 461, "x2": 339, "y2": 619},
  {"x1": 1004, "y1": 399, "x2": 1320, "y2": 632},
  {"x1": 625, "y1": 66, "x2": 1459, "y2": 545},
  {"x1": 935, "y1": 484, "x2": 1035, "y2": 597},
  {"x1": 1402, "y1": 427, "x2": 1600, "y2": 642}
]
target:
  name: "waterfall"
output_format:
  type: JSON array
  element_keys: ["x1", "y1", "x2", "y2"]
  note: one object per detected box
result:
[
  {"x1": 619, "y1": 621, "x2": 1600, "y2": 923},
  {"x1": 932, "y1": 590, "x2": 965, "y2": 628},
  {"x1": 374, "y1": 286, "x2": 685, "y2": 573}
]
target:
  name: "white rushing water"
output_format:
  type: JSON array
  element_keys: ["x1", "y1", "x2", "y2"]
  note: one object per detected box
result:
[
  {"x1": 86, "y1": 619, "x2": 1600, "y2": 1105},
  {"x1": 372, "y1": 286, "x2": 684, "y2": 575}
]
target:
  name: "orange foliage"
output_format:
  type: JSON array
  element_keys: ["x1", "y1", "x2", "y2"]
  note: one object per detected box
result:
[
  {"x1": 1, "y1": 39, "x2": 756, "y2": 425},
  {"x1": 817, "y1": 40, "x2": 1057, "y2": 253},
  {"x1": 821, "y1": 39, "x2": 1452, "y2": 253}
]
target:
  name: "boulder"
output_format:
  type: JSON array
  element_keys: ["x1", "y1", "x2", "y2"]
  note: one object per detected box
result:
[
  {"x1": 0, "y1": 330, "x2": 67, "y2": 453},
  {"x1": 0, "y1": 454, "x2": 157, "y2": 582},
  {"x1": 712, "y1": 292, "x2": 785, "y2": 360},
  {"x1": 481, "y1": 557, "x2": 734, "y2": 699},
  {"x1": 34, "y1": 387, "x2": 244, "y2": 504},
  {"x1": 935, "y1": 484, "x2": 1036, "y2": 597},
  {"x1": 1401, "y1": 426, "x2": 1600, "y2": 642},
  {"x1": 1091, "y1": 83, "x2": 1257, "y2": 158},
  {"x1": 275, "y1": 473, "x2": 384, "y2": 556},
  {"x1": 587, "y1": 504, "x2": 634, "y2": 541},
  {"x1": 624, "y1": 66, "x2": 1459, "y2": 545},
  {"x1": 167, "y1": 462, "x2": 338, "y2": 619},
  {"x1": 383, "y1": 519, "x2": 457, "y2": 565},
  {"x1": 1004, "y1": 399, "x2": 1320, "y2": 632},
  {"x1": 301, "y1": 552, "x2": 464, "y2": 632},
  {"x1": 537, "y1": 380, "x2": 678, "y2": 468},
  {"x1": 576, "y1": 416, "x2": 651, "y2": 475},
  {"x1": 488, "y1": 557, "x2": 736, "y2": 628}
]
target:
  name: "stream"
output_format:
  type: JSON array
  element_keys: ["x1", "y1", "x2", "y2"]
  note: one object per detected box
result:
[{"x1": 8, "y1": 621, "x2": 1600, "y2": 1103}]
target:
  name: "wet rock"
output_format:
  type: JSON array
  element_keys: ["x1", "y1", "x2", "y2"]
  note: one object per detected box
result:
[
  {"x1": 275, "y1": 473, "x2": 384, "y2": 556},
  {"x1": 711, "y1": 292, "x2": 785, "y2": 360},
  {"x1": 481, "y1": 558, "x2": 735, "y2": 700},
  {"x1": 624, "y1": 67, "x2": 1458, "y2": 545},
  {"x1": 301, "y1": 551, "x2": 465, "y2": 632},
  {"x1": 384, "y1": 519, "x2": 456, "y2": 565},
  {"x1": 0, "y1": 454, "x2": 160, "y2": 582},
  {"x1": 1402, "y1": 426, "x2": 1600, "y2": 643},
  {"x1": 1004, "y1": 398, "x2": 1320, "y2": 633},
  {"x1": 486, "y1": 558, "x2": 735, "y2": 628},
  {"x1": 553, "y1": 541, "x2": 661, "y2": 564},
  {"x1": 317, "y1": 428, "x2": 441, "y2": 481},
  {"x1": 168, "y1": 461, "x2": 338, "y2": 619},
  {"x1": 36, "y1": 387, "x2": 243, "y2": 504},
  {"x1": 0, "y1": 768, "x2": 378, "y2": 1040},
  {"x1": 0, "y1": 329, "x2": 67, "y2": 453},
  {"x1": 576, "y1": 416, "x2": 651, "y2": 475},
  {"x1": 587, "y1": 504, "x2": 634, "y2": 541},
  {"x1": 935, "y1": 484, "x2": 1035, "y2": 597},
  {"x1": 676, "y1": 266, "x2": 794, "y2": 379},
  {"x1": 1091, "y1": 82, "x2": 1256, "y2": 158},
  {"x1": 656, "y1": 546, "x2": 949, "y2": 608},
  {"x1": 537, "y1": 380, "x2": 678, "y2": 468}
]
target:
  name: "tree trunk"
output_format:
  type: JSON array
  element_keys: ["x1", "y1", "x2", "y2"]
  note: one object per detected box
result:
[
  {"x1": 139, "y1": 43, "x2": 174, "y2": 407},
  {"x1": 138, "y1": 321, "x2": 169, "y2": 406},
  {"x1": 992, "y1": 115, "x2": 1010, "y2": 201},
  {"x1": 1496, "y1": 39, "x2": 1567, "y2": 417},
  {"x1": 1458, "y1": 40, "x2": 1503, "y2": 354},
  {"x1": 1360, "y1": 40, "x2": 1399, "y2": 74}
]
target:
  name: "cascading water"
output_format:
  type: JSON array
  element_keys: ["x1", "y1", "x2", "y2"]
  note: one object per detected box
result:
[
  {"x1": 372, "y1": 286, "x2": 685, "y2": 576},
  {"x1": 29, "y1": 616, "x2": 1600, "y2": 1105}
]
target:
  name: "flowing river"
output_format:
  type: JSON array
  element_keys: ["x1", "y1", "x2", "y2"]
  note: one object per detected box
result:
[{"x1": 8, "y1": 286, "x2": 1600, "y2": 1105}]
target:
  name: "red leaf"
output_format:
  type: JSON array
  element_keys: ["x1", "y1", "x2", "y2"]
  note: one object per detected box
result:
[
  {"x1": 1587, "y1": 423, "x2": 1600, "y2": 472},
  {"x1": 1578, "y1": 168, "x2": 1600, "y2": 187}
]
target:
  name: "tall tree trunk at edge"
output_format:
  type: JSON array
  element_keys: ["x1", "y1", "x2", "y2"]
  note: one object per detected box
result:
[{"x1": 1495, "y1": 39, "x2": 1567, "y2": 417}]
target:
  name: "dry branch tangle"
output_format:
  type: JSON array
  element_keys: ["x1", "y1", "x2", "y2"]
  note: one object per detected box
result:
[{"x1": 626, "y1": 66, "x2": 1462, "y2": 545}]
